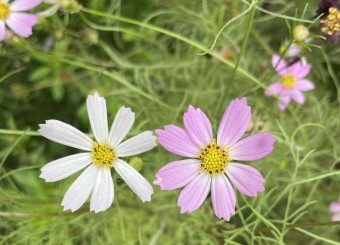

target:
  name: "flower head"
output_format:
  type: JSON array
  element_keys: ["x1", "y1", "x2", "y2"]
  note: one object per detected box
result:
[
  {"x1": 265, "y1": 54, "x2": 315, "y2": 111},
  {"x1": 39, "y1": 93, "x2": 157, "y2": 213},
  {"x1": 330, "y1": 197, "x2": 340, "y2": 221},
  {"x1": 154, "y1": 98, "x2": 275, "y2": 221},
  {"x1": 317, "y1": 0, "x2": 340, "y2": 43},
  {"x1": 0, "y1": 0, "x2": 42, "y2": 41}
]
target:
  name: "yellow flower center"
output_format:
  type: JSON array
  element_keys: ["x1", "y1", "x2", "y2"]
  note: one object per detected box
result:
[
  {"x1": 321, "y1": 7, "x2": 340, "y2": 36},
  {"x1": 0, "y1": 2, "x2": 10, "y2": 20},
  {"x1": 281, "y1": 74, "x2": 296, "y2": 88},
  {"x1": 91, "y1": 142, "x2": 117, "y2": 168},
  {"x1": 198, "y1": 139, "x2": 232, "y2": 175}
]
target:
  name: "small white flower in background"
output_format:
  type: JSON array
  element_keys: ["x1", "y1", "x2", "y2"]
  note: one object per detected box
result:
[
  {"x1": 39, "y1": 93, "x2": 157, "y2": 213},
  {"x1": 37, "y1": 0, "x2": 59, "y2": 18},
  {"x1": 38, "y1": 0, "x2": 80, "y2": 18}
]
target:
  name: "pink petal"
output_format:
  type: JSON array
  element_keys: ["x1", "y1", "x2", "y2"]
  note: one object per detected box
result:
[
  {"x1": 228, "y1": 133, "x2": 275, "y2": 161},
  {"x1": 183, "y1": 105, "x2": 213, "y2": 147},
  {"x1": 295, "y1": 79, "x2": 315, "y2": 91},
  {"x1": 225, "y1": 163, "x2": 265, "y2": 197},
  {"x1": 5, "y1": 13, "x2": 37, "y2": 38},
  {"x1": 330, "y1": 202, "x2": 340, "y2": 213},
  {"x1": 331, "y1": 214, "x2": 340, "y2": 221},
  {"x1": 290, "y1": 90, "x2": 305, "y2": 104},
  {"x1": 154, "y1": 159, "x2": 201, "y2": 190},
  {"x1": 278, "y1": 95, "x2": 291, "y2": 111},
  {"x1": 265, "y1": 82, "x2": 282, "y2": 96},
  {"x1": 286, "y1": 43, "x2": 301, "y2": 57},
  {"x1": 10, "y1": 0, "x2": 42, "y2": 11},
  {"x1": 287, "y1": 62, "x2": 311, "y2": 79},
  {"x1": 217, "y1": 98, "x2": 251, "y2": 149},
  {"x1": 0, "y1": 21, "x2": 5, "y2": 41},
  {"x1": 272, "y1": 54, "x2": 287, "y2": 76},
  {"x1": 178, "y1": 172, "x2": 211, "y2": 213},
  {"x1": 156, "y1": 125, "x2": 201, "y2": 158},
  {"x1": 211, "y1": 174, "x2": 236, "y2": 221}
]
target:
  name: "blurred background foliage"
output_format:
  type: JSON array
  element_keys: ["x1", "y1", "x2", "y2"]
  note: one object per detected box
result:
[{"x1": 0, "y1": 0, "x2": 339, "y2": 244}]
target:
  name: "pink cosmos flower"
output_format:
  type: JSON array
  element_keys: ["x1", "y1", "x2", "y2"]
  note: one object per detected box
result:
[
  {"x1": 154, "y1": 98, "x2": 275, "y2": 221},
  {"x1": 330, "y1": 198, "x2": 340, "y2": 221},
  {"x1": 0, "y1": 0, "x2": 42, "y2": 41},
  {"x1": 265, "y1": 54, "x2": 315, "y2": 111}
]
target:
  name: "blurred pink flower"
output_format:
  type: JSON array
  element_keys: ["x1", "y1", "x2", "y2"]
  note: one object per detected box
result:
[
  {"x1": 0, "y1": 0, "x2": 41, "y2": 41},
  {"x1": 330, "y1": 198, "x2": 340, "y2": 221},
  {"x1": 154, "y1": 98, "x2": 275, "y2": 221},
  {"x1": 265, "y1": 54, "x2": 315, "y2": 111}
]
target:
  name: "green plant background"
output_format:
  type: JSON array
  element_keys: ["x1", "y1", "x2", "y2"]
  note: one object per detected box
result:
[{"x1": 0, "y1": 0, "x2": 339, "y2": 244}]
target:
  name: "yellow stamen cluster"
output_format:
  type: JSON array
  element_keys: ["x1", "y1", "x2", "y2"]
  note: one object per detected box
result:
[
  {"x1": 321, "y1": 7, "x2": 340, "y2": 36},
  {"x1": 281, "y1": 74, "x2": 296, "y2": 88},
  {"x1": 0, "y1": 2, "x2": 10, "y2": 20},
  {"x1": 198, "y1": 139, "x2": 232, "y2": 175},
  {"x1": 91, "y1": 142, "x2": 117, "y2": 168}
]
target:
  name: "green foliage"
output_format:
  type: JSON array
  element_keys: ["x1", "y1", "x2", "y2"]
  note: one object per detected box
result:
[{"x1": 0, "y1": 0, "x2": 340, "y2": 244}]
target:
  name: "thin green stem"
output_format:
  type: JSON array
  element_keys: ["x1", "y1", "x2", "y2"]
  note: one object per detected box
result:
[
  {"x1": 80, "y1": 7, "x2": 266, "y2": 89},
  {"x1": 0, "y1": 129, "x2": 40, "y2": 136},
  {"x1": 255, "y1": 221, "x2": 340, "y2": 233},
  {"x1": 226, "y1": 0, "x2": 257, "y2": 96}
]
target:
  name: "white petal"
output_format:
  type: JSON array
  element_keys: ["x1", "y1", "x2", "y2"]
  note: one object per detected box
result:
[
  {"x1": 115, "y1": 131, "x2": 157, "y2": 157},
  {"x1": 90, "y1": 167, "x2": 114, "y2": 213},
  {"x1": 0, "y1": 21, "x2": 6, "y2": 41},
  {"x1": 61, "y1": 165, "x2": 99, "y2": 212},
  {"x1": 86, "y1": 93, "x2": 108, "y2": 144},
  {"x1": 40, "y1": 153, "x2": 92, "y2": 182},
  {"x1": 114, "y1": 159, "x2": 153, "y2": 202},
  {"x1": 37, "y1": 4, "x2": 59, "y2": 18},
  {"x1": 108, "y1": 106, "x2": 135, "y2": 148},
  {"x1": 39, "y1": 120, "x2": 93, "y2": 151}
]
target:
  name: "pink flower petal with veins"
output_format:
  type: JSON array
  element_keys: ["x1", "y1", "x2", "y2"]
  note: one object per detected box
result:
[
  {"x1": 183, "y1": 106, "x2": 213, "y2": 147},
  {"x1": 228, "y1": 133, "x2": 276, "y2": 161},
  {"x1": 217, "y1": 98, "x2": 251, "y2": 148},
  {"x1": 295, "y1": 79, "x2": 315, "y2": 91},
  {"x1": 225, "y1": 163, "x2": 265, "y2": 197},
  {"x1": 278, "y1": 95, "x2": 291, "y2": 111},
  {"x1": 10, "y1": 0, "x2": 42, "y2": 12},
  {"x1": 177, "y1": 172, "x2": 211, "y2": 213},
  {"x1": 290, "y1": 90, "x2": 305, "y2": 104},
  {"x1": 265, "y1": 82, "x2": 283, "y2": 96},
  {"x1": 156, "y1": 125, "x2": 201, "y2": 158},
  {"x1": 272, "y1": 54, "x2": 287, "y2": 76},
  {"x1": 287, "y1": 62, "x2": 311, "y2": 79},
  {"x1": 6, "y1": 13, "x2": 37, "y2": 38},
  {"x1": 211, "y1": 174, "x2": 236, "y2": 221},
  {"x1": 154, "y1": 159, "x2": 200, "y2": 190}
]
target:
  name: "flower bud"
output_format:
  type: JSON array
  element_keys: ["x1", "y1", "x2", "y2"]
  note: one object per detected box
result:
[
  {"x1": 128, "y1": 157, "x2": 143, "y2": 172},
  {"x1": 293, "y1": 25, "x2": 310, "y2": 42}
]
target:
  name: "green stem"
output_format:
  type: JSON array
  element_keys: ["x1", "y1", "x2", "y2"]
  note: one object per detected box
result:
[
  {"x1": 0, "y1": 129, "x2": 40, "y2": 136},
  {"x1": 255, "y1": 221, "x2": 340, "y2": 233},
  {"x1": 226, "y1": 0, "x2": 257, "y2": 96}
]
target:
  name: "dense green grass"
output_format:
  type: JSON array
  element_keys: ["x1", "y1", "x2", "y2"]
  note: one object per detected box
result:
[{"x1": 0, "y1": 0, "x2": 340, "y2": 244}]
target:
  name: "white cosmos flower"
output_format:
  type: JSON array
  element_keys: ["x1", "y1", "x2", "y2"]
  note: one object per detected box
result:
[{"x1": 39, "y1": 92, "x2": 157, "y2": 213}]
